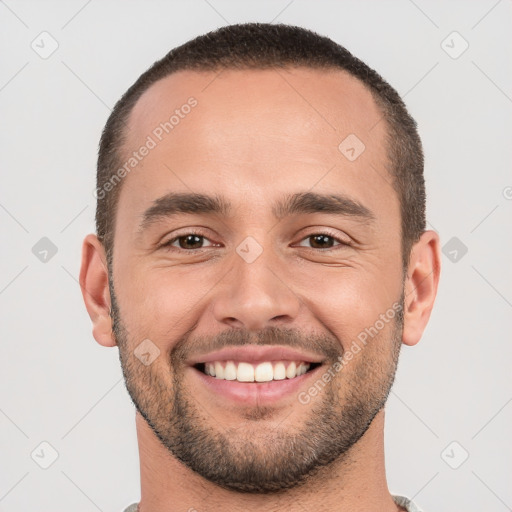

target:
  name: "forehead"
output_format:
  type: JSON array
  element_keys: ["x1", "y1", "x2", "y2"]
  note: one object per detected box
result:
[
  {"x1": 127, "y1": 67, "x2": 385, "y2": 152},
  {"x1": 117, "y1": 67, "x2": 394, "y2": 228}
]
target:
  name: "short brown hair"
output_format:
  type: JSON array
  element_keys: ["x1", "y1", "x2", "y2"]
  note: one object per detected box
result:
[{"x1": 96, "y1": 23, "x2": 425, "y2": 269}]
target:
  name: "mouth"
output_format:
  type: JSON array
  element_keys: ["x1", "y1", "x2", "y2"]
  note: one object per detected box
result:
[
  {"x1": 194, "y1": 360, "x2": 322, "y2": 382},
  {"x1": 187, "y1": 346, "x2": 326, "y2": 406}
]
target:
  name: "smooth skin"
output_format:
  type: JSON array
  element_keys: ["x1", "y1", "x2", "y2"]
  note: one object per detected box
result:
[{"x1": 80, "y1": 68, "x2": 441, "y2": 512}]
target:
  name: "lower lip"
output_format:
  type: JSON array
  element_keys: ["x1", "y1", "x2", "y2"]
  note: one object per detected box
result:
[{"x1": 190, "y1": 365, "x2": 324, "y2": 406}]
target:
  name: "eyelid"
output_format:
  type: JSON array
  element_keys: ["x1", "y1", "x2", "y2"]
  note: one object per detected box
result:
[{"x1": 295, "y1": 229, "x2": 353, "y2": 249}]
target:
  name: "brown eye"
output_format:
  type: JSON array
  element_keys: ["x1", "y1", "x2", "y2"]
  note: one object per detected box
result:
[
  {"x1": 177, "y1": 234, "x2": 204, "y2": 249},
  {"x1": 308, "y1": 234, "x2": 335, "y2": 249},
  {"x1": 163, "y1": 233, "x2": 215, "y2": 251},
  {"x1": 297, "y1": 233, "x2": 350, "y2": 250}
]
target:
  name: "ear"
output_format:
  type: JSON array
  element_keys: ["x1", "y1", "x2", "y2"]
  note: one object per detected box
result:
[
  {"x1": 402, "y1": 230, "x2": 441, "y2": 346},
  {"x1": 79, "y1": 233, "x2": 116, "y2": 347}
]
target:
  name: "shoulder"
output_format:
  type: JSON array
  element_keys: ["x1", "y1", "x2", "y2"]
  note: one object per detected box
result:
[{"x1": 392, "y1": 494, "x2": 425, "y2": 512}]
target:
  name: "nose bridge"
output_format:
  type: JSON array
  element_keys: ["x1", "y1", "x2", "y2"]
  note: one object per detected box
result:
[{"x1": 211, "y1": 235, "x2": 301, "y2": 331}]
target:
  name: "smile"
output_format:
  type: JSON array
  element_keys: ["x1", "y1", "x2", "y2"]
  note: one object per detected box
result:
[
  {"x1": 187, "y1": 345, "x2": 325, "y2": 405},
  {"x1": 196, "y1": 360, "x2": 321, "y2": 382}
]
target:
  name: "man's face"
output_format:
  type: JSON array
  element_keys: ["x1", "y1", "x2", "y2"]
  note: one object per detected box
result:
[{"x1": 109, "y1": 68, "x2": 405, "y2": 492}]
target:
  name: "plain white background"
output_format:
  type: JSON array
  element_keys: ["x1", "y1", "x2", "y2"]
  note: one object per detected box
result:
[{"x1": 1, "y1": 1, "x2": 511, "y2": 511}]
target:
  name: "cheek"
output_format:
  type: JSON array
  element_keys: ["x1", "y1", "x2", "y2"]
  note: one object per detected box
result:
[
  {"x1": 283, "y1": 262, "x2": 402, "y2": 352},
  {"x1": 114, "y1": 263, "x2": 219, "y2": 346}
]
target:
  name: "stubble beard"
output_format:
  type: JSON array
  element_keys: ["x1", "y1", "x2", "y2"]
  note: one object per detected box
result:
[{"x1": 109, "y1": 274, "x2": 404, "y2": 493}]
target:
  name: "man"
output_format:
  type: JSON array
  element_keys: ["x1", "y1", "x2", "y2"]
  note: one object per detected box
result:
[{"x1": 80, "y1": 23, "x2": 441, "y2": 512}]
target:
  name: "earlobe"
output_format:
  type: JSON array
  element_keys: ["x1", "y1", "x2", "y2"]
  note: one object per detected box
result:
[
  {"x1": 402, "y1": 230, "x2": 441, "y2": 347},
  {"x1": 79, "y1": 234, "x2": 116, "y2": 347}
]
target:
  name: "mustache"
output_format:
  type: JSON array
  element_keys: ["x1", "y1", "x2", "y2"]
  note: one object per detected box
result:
[{"x1": 172, "y1": 325, "x2": 343, "y2": 364}]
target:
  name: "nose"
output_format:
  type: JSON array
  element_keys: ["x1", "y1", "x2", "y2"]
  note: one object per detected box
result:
[{"x1": 211, "y1": 243, "x2": 301, "y2": 331}]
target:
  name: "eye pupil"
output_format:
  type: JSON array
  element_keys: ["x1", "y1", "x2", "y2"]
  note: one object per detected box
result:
[
  {"x1": 179, "y1": 234, "x2": 203, "y2": 249},
  {"x1": 310, "y1": 235, "x2": 333, "y2": 249}
]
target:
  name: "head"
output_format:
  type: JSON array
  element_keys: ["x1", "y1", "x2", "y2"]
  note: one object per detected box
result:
[{"x1": 81, "y1": 23, "x2": 440, "y2": 493}]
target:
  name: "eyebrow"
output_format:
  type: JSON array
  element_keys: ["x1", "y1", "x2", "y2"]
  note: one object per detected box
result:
[
  {"x1": 138, "y1": 193, "x2": 232, "y2": 233},
  {"x1": 137, "y1": 191, "x2": 376, "y2": 233}
]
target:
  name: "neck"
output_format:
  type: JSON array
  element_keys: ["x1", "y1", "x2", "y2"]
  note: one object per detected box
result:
[{"x1": 134, "y1": 409, "x2": 403, "y2": 512}]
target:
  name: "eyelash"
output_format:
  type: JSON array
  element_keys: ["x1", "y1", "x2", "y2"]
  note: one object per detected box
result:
[{"x1": 160, "y1": 230, "x2": 352, "y2": 252}]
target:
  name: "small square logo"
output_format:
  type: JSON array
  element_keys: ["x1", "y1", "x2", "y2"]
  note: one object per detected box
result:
[
  {"x1": 442, "y1": 236, "x2": 468, "y2": 263},
  {"x1": 134, "y1": 338, "x2": 160, "y2": 366},
  {"x1": 236, "y1": 236, "x2": 263, "y2": 263},
  {"x1": 31, "y1": 441, "x2": 59, "y2": 469},
  {"x1": 441, "y1": 440, "x2": 469, "y2": 469},
  {"x1": 441, "y1": 31, "x2": 469, "y2": 60},
  {"x1": 32, "y1": 237, "x2": 58, "y2": 263},
  {"x1": 338, "y1": 134, "x2": 365, "y2": 162},
  {"x1": 31, "y1": 31, "x2": 59, "y2": 59}
]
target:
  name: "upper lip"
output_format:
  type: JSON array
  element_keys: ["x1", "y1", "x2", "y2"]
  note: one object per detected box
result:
[{"x1": 186, "y1": 345, "x2": 325, "y2": 366}]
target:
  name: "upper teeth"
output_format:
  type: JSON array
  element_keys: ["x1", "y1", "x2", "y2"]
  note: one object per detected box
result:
[{"x1": 204, "y1": 361, "x2": 311, "y2": 382}]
